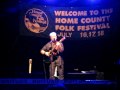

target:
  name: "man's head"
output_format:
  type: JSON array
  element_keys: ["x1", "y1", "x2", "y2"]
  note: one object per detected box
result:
[{"x1": 49, "y1": 32, "x2": 57, "y2": 42}]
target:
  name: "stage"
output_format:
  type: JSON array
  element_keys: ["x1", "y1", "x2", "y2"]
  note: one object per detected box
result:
[
  {"x1": 0, "y1": 78, "x2": 118, "y2": 90},
  {"x1": 1, "y1": 0, "x2": 120, "y2": 90}
]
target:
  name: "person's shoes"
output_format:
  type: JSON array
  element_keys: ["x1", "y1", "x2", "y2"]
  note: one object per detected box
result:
[{"x1": 58, "y1": 76, "x2": 64, "y2": 80}]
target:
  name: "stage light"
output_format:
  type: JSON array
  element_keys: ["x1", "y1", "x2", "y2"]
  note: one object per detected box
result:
[
  {"x1": 44, "y1": 0, "x2": 57, "y2": 4},
  {"x1": 88, "y1": 0, "x2": 101, "y2": 3}
]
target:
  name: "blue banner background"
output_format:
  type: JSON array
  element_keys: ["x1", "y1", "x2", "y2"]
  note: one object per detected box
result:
[{"x1": 19, "y1": 5, "x2": 114, "y2": 40}]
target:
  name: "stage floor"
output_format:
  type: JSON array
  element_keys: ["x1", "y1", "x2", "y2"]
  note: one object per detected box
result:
[{"x1": 0, "y1": 78, "x2": 118, "y2": 90}]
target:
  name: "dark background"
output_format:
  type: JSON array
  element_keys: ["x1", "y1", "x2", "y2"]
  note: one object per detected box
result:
[{"x1": 0, "y1": 0, "x2": 120, "y2": 80}]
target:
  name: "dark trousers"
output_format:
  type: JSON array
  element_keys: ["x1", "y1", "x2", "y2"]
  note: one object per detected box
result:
[{"x1": 49, "y1": 56, "x2": 64, "y2": 80}]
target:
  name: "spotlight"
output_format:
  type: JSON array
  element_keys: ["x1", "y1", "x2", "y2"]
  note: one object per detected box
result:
[{"x1": 88, "y1": 0, "x2": 101, "y2": 3}]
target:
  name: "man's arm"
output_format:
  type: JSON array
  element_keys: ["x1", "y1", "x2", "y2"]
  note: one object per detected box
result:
[{"x1": 40, "y1": 43, "x2": 50, "y2": 57}]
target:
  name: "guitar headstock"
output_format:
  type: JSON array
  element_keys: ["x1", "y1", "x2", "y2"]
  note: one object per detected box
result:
[{"x1": 63, "y1": 36, "x2": 66, "y2": 39}]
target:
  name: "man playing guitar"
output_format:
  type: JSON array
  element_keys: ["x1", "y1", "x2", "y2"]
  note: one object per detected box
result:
[{"x1": 40, "y1": 32, "x2": 65, "y2": 80}]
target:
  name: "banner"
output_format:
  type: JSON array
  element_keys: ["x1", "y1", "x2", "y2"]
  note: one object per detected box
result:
[{"x1": 19, "y1": 5, "x2": 114, "y2": 39}]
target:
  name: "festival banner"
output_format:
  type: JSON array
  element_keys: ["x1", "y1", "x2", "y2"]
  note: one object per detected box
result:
[{"x1": 19, "y1": 5, "x2": 114, "y2": 39}]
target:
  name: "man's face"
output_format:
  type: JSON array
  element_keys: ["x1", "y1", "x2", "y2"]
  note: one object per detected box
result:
[{"x1": 50, "y1": 35, "x2": 57, "y2": 42}]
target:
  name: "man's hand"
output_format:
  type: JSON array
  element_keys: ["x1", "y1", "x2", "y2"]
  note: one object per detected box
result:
[
  {"x1": 45, "y1": 52, "x2": 50, "y2": 57},
  {"x1": 41, "y1": 50, "x2": 50, "y2": 57},
  {"x1": 55, "y1": 42, "x2": 61, "y2": 50},
  {"x1": 56, "y1": 42, "x2": 64, "y2": 52},
  {"x1": 56, "y1": 42, "x2": 61, "y2": 46}
]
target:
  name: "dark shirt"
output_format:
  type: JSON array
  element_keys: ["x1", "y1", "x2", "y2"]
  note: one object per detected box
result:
[{"x1": 41, "y1": 41, "x2": 64, "y2": 61}]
